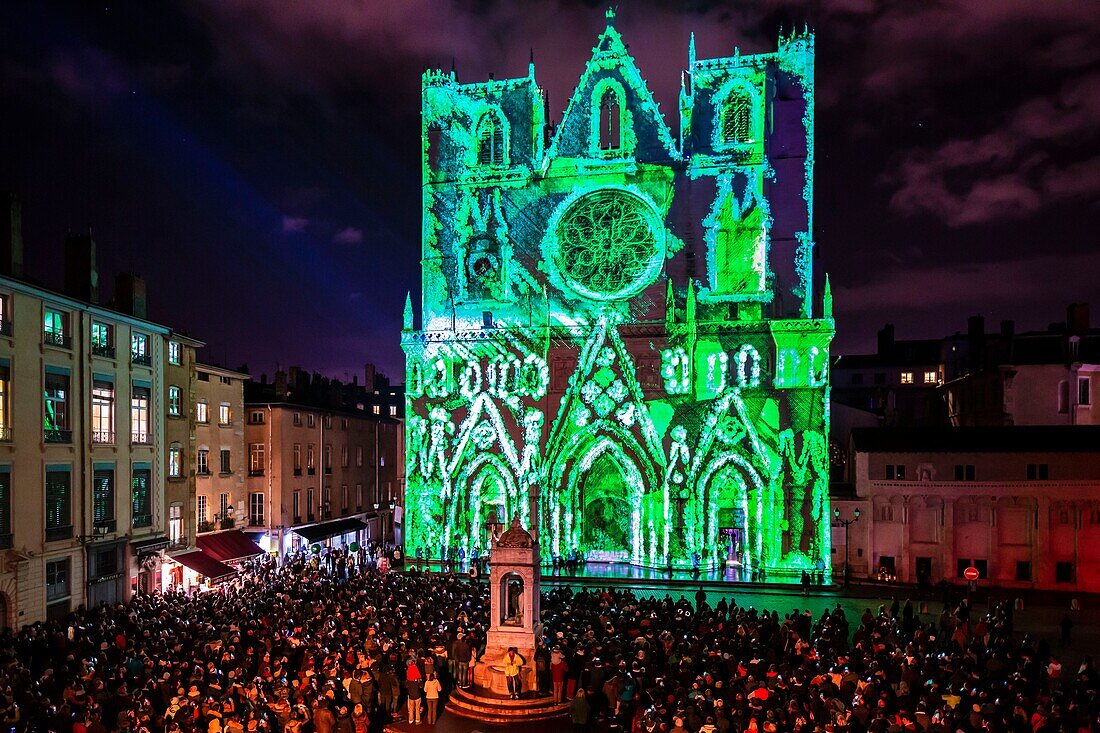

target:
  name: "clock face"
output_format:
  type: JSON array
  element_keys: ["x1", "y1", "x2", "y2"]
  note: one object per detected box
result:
[{"x1": 551, "y1": 189, "x2": 663, "y2": 301}]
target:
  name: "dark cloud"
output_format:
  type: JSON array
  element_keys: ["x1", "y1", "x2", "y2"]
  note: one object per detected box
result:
[{"x1": 0, "y1": 0, "x2": 1098, "y2": 376}]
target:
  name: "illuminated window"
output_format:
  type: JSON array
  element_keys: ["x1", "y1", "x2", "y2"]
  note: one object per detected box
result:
[
  {"x1": 130, "y1": 385, "x2": 151, "y2": 443},
  {"x1": 91, "y1": 322, "x2": 113, "y2": 357},
  {"x1": 293, "y1": 443, "x2": 302, "y2": 474},
  {"x1": 389, "y1": 405, "x2": 397, "y2": 416},
  {"x1": 248, "y1": 444, "x2": 265, "y2": 476},
  {"x1": 372, "y1": 405, "x2": 380, "y2": 415},
  {"x1": 720, "y1": 92, "x2": 752, "y2": 145},
  {"x1": 168, "y1": 341, "x2": 181, "y2": 365},
  {"x1": 168, "y1": 386, "x2": 181, "y2": 416},
  {"x1": 169, "y1": 443, "x2": 183, "y2": 478},
  {"x1": 169, "y1": 504, "x2": 182, "y2": 544},
  {"x1": 43, "y1": 308, "x2": 68, "y2": 347},
  {"x1": 219, "y1": 402, "x2": 231, "y2": 425},
  {"x1": 900, "y1": 371, "x2": 914, "y2": 385},
  {"x1": 130, "y1": 333, "x2": 149, "y2": 364},
  {"x1": 196, "y1": 400, "x2": 209, "y2": 424},
  {"x1": 249, "y1": 493, "x2": 264, "y2": 526},
  {"x1": 599, "y1": 88, "x2": 621, "y2": 151},
  {"x1": 476, "y1": 111, "x2": 505, "y2": 166},
  {"x1": 91, "y1": 380, "x2": 114, "y2": 444},
  {"x1": 197, "y1": 494, "x2": 207, "y2": 526},
  {"x1": 307, "y1": 444, "x2": 315, "y2": 472},
  {"x1": 197, "y1": 448, "x2": 209, "y2": 476},
  {"x1": 923, "y1": 370, "x2": 938, "y2": 384},
  {"x1": 45, "y1": 372, "x2": 70, "y2": 439}
]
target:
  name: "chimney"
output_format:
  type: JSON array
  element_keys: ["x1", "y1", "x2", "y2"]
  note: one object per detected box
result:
[
  {"x1": 64, "y1": 227, "x2": 99, "y2": 303},
  {"x1": 365, "y1": 363, "x2": 377, "y2": 391},
  {"x1": 275, "y1": 368, "x2": 288, "y2": 399},
  {"x1": 967, "y1": 315, "x2": 985, "y2": 338},
  {"x1": 877, "y1": 324, "x2": 895, "y2": 356},
  {"x1": 114, "y1": 272, "x2": 147, "y2": 319},
  {"x1": 0, "y1": 193, "x2": 24, "y2": 278},
  {"x1": 1067, "y1": 302, "x2": 1090, "y2": 335}
]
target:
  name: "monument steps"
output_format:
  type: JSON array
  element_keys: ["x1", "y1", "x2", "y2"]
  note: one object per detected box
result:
[{"x1": 446, "y1": 687, "x2": 571, "y2": 723}]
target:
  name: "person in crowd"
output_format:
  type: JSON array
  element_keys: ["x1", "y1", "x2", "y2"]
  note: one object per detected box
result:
[{"x1": 422, "y1": 672, "x2": 442, "y2": 724}]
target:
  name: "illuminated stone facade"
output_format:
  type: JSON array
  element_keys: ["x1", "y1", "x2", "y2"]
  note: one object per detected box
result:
[{"x1": 403, "y1": 15, "x2": 833, "y2": 575}]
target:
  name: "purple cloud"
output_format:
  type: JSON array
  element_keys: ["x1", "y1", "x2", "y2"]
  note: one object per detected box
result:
[
  {"x1": 333, "y1": 226, "x2": 363, "y2": 245},
  {"x1": 281, "y1": 216, "x2": 309, "y2": 233}
]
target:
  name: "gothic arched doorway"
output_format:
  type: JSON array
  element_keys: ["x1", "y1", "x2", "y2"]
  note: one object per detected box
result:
[{"x1": 576, "y1": 446, "x2": 642, "y2": 561}]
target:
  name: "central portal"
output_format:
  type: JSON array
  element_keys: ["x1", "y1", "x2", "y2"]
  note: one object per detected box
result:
[{"x1": 580, "y1": 450, "x2": 632, "y2": 560}]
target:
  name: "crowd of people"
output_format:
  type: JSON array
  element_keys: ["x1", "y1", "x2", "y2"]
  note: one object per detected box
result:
[{"x1": 0, "y1": 548, "x2": 1093, "y2": 733}]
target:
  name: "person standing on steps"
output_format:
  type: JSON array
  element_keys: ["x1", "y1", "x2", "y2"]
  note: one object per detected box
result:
[
  {"x1": 451, "y1": 632, "x2": 472, "y2": 689},
  {"x1": 502, "y1": 646, "x2": 527, "y2": 699}
]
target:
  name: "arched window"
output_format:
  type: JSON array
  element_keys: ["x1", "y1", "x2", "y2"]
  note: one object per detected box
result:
[
  {"x1": 425, "y1": 125, "x2": 442, "y2": 171},
  {"x1": 720, "y1": 92, "x2": 753, "y2": 145},
  {"x1": 476, "y1": 112, "x2": 505, "y2": 166},
  {"x1": 599, "y1": 88, "x2": 621, "y2": 151}
]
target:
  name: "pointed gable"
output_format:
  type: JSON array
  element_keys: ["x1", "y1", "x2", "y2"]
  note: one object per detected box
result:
[{"x1": 546, "y1": 13, "x2": 678, "y2": 163}]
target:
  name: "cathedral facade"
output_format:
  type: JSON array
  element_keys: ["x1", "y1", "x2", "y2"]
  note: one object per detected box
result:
[{"x1": 403, "y1": 14, "x2": 832, "y2": 575}]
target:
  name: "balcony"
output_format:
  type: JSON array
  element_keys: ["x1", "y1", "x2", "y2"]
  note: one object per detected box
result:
[
  {"x1": 197, "y1": 520, "x2": 216, "y2": 533},
  {"x1": 131, "y1": 432, "x2": 151, "y2": 445},
  {"x1": 219, "y1": 516, "x2": 235, "y2": 530},
  {"x1": 0, "y1": 426, "x2": 11, "y2": 442},
  {"x1": 46, "y1": 525, "x2": 73, "y2": 542},
  {"x1": 307, "y1": 467, "x2": 316, "y2": 476},
  {"x1": 44, "y1": 428, "x2": 72, "y2": 444},
  {"x1": 132, "y1": 514, "x2": 152, "y2": 529},
  {"x1": 324, "y1": 467, "x2": 333, "y2": 475},
  {"x1": 248, "y1": 469, "x2": 264, "y2": 477},
  {"x1": 247, "y1": 516, "x2": 264, "y2": 528},
  {"x1": 43, "y1": 330, "x2": 71, "y2": 349},
  {"x1": 91, "y1": 343, "x2": 115, "y2": 359},
  {"x1": 131, "y1": 353, "x2": 151, "y2": 367},
  {"x1": 92, "y1": 430, "x2": 114, "y2": 445},
  {"x1": 0, "y1": 533, "x2": 11, "y2": 550},
  {"x1": 0, "y1": 319, "x2": 10, "y2": 336},
  {"x1": 293, "y1": 468, "x2": 302, "y2": 476},
  {"x1": 167, "y1": 537, "x2": 189, "y2": 550}
]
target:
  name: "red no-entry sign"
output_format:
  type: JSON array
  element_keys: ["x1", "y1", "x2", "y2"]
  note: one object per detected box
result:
[{"x1": 963, "y1": 566, "x2": 980, "y2": 581}]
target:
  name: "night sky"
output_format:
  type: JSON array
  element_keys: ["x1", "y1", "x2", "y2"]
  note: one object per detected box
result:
[{"x1": 2, "y1": 1, "x2": 1098, "y2": 382}]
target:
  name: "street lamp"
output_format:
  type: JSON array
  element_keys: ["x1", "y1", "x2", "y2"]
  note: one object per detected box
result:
[{"x1": 834, "y1": 507, "x2": 861, "y2": 589}]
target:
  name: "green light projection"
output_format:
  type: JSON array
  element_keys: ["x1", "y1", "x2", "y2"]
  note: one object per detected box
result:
[{"x1": 404, "y1": 17, "x2": 831, "y2": 579}]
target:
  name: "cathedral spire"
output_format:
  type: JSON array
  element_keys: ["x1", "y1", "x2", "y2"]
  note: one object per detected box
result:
[{"x1": 688, "y1": 31, "x2": 696, "y2": 67}]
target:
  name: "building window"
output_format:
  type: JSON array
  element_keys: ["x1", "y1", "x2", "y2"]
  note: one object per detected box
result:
[
  {"x1": 131, "y1": 468, "x2": 151, "y2": 527},
  {"x1": 356, "y1": 446, "x2": 363, "y2": 467},
  {"x1": 45, "y1": 468, "x2": 72, "y2": 541},
  {"x1": 95, "y1": 548, "x2": 117, "y2": 578},
  {"x1": 307, "y1": 444, "x2": 315, "y2": 473},
  {"x1": 248, "y1": 444, "x2": 265, "y2": 476},
  {"x1": 219, "y1": 493, "x2": 230, "y2": 522},
  {"x1": 341, "y1": 445, "x2": 349, "y2": 467},
  {"x1": 169, "y1": 443, "x2": 183, "y2": 478},
  {"x1": 46, "y1": 558, "x2": 70, "y2": 602},
  {"x1": 954, "y1": 464, "x2": 976, "y2": 481},
  {"x1": 248, "y1": 493, "x2": 264, "y2": 526},
  {"x1": 219, "y1": 403, "x2": 231, "y2": 425},
  {"x1": 219, "y1": 375, "x2": 231, "y2": 385},
  {"x1": 1058, "y1": 380, "x2": 1070, "y2": 413},
  {"x1": 885, "y1": 464, "x2": 905, "y2": 481},
  {"x1": 878, "y1": 505, "x2": 894, "y2": 522},
  {"x1": 307, "y1": 414, "x2": 315, "y2": 427},
  {"x1": 44, "y1": 371, "x2": 70, "y2": 442},
  {"x1": 196, "y1": 400, "x2": 209, "y2": 424},
  {"x1": 342, "y1": 418, "x2": 348, "y2": 430},
  {"x1": 91, "y1": 322, "x2": 113, "y2": 357},
  {"x1": 0, "y1": 364, "x2": 8, "y2": 437},
  {"x1": 168, "y1": 385, "x2": 181, "y2": 416},
  {"x1": 293, "y1": 412, "x2": 302, "y2": 426},
  {"x1": 293, "y1": 490, "x2": 301, "y2": 522},
  {"x1": 923, "y1": 370, "x2": 938, "y2": 384},
  {"x1": 92, "y1": 468, "x2": 115, "y2": 527},
  {"x1": 197, "y1": 371, "x2": 209, "y2": 382},
  {"x1": 389, "y1": 405, "x2": 397, "y2": 416},
  {"x1": 197, "y1": 494, "x2": 208, "y2": 526},
  {"x1": 1079, "y1": 377, "x2": 1091, "y2": 406},
  {"x1": 356, "y1": 483, "x2": 363, "y2": 510},
  {"x1": 307, "y1": 488, "x2": 315, "y2": 520},
  {"x1": 130, "y1": 333, "x2": 149, "y2": 365},
  {"x1": 341, "y1": 484, "x2": 349, "y2": 512},
  {"x1": 1015, "y1": 561, "x2": 1031, "y2": 582},
  {"x1": 293, "y1": 443, "x2": 302, "y2": 474},
  {"x1": 168, "y1": 340, "x2": 181, "y2": 365},
  {"x1": 324, "y1": 415, "x2": 332, "y2": 429},
  {"x1": 0, "y1": 468, "x2": 10, "y2": 541},
  {"x1": 720, "y1": 91, "x2": 752, "y2": 146},
  {"x1": 197, "y1": 448, "x2": 210, "y2": 476},
  {"x1": 248, "y1": 410, "x2": 264, "y2": 425},
  {"x1": 599, "y1": 86, "x2": 622, "y2": 152},
  {"x1": 43, "y1": 308, "x2": 69, "y2": 347},
  {"x1": 900, "y1": 371, "x2": 914, "y2": 385},
  {"x1": 220, "y1": 449, "x2": 231, "y2": 474},
  {"x1": 476, "y1": 111, "x2": 506, "y2": 166},
  {"x1": 0, "y1": 294, "x2": 9, "y2": 334},
  {"x1": 1055, "y1": 561, "x2": 1075, "y2": 583},
  {"x1": 323, "y1": 486, "x2": 332, "y2": 516},
  {"x1": 372, "y1": 405, "x2": 380, "y2": 415},
  {"x1": 131, "y1": 385, "x2": 151, "y2": 443},
  {"x1": 324, "y1": 445, "x2": 332, "y2": 473},
  {"x1": 1026, "y1": 463, "x2": 1049, "y2": 480},
  {"x1": 169, "y1": 504, "x2": 182, "y2": 545},
  {"x1": 91, "y1": 380, "x2": 114, "y2": 444}
]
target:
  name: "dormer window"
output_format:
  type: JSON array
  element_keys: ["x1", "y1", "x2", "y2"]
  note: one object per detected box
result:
[{"x1": 476, "y1": 112, "x2": 505, "y2": 167}]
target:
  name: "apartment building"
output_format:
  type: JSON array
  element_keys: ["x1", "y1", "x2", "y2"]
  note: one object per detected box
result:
[
  {"x1": 192, "y1": 364, "x2": 248, "y2": 535},
  {"x1": 833, "y1": 426, "x2": 1100, "y2": 592},
  {"x1": 159, "y1": 333, "x2": 203, "y2": 562},
  {"x1": 243, "y1": 399, "x2": 402, "y2": 558},
  {"x1": 0, "y1": 217, "x2": 172, "y2": 623}
]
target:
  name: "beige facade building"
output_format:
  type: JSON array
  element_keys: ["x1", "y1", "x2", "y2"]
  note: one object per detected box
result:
[
  {"x1": 832, "y1": 426, "x2": 1100, "y2": 592},
  {"x1": 0, "y1": 240, "x2": 173, "y2": 624},
  {"x1": 193, "y1": 364, "x2": 248, "y2": 534},
  {"x1": 243, "y1": 402, "x2": 402, "y2": 557}
]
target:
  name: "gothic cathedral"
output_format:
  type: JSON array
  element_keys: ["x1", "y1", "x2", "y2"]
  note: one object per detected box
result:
[{"x1": 403, "y1": 13, "x2": 832, "y2": 577}]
